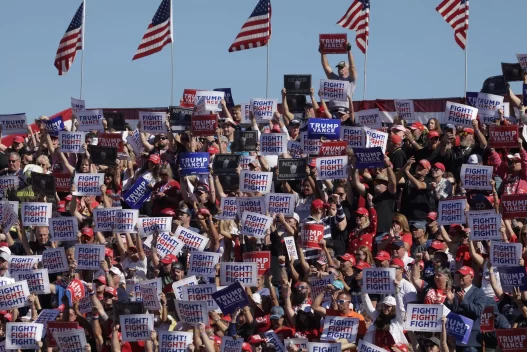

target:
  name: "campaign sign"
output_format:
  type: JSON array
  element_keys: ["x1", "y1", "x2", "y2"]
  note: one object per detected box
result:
[
  {"x1": 6, "y1": 322, "x2": 43, "y2": 350},
  {"x1": 98, "y1": 132, "x2": 124, "y2": 152},
  {"x1": 364, "y1": 126, "x2": 388, "y2": 153},
  {"x1": 354, "y1": 147, "x2": 384, "y2": 169},
  {"x1": 232, "y1": 130, "x2": 258, "y2": 152},
  {"x1": 126, "y1": 129, "x2": 145, "y2": 156},
  {"x1": 277, "y1": 157, "x2": 308, "y2": 180},
  {"x1": 321, "y1": 316, "x2": 359, "y2": 343},
  {"x1": 251, "y1": 98, "x2": 277, "y2": 121},
  {"x1": 154, "y1": 232, "x2": 184, "y2": 259},
  {"x1": 362, "y1": 268, "x2": 396, "y2": 294},
  {"x1": 53, "y1": 329, "x2": 86, "y2": 352},
  {"x1": 46, "y1": 322, "x2": 79, "y2": 347},
  {"x1": 9, "y1": 255, "x2": 40, "y2": 273},
  {"x1": 53, "y1": 172, "x2": 72, "y2": 192},
  {"x1": 316, "y1": 155, "x2": 348, "y2": 180},
  {"x1": 394, "y1": 100, "x2": 415, "y2": 121},
  {"x1": 214, "y1": 88, "x2": 234, "y2": 107},
  {"x1": 466, "y1": 211, "x2": 501, "y2": 240},
  {"x1": 124, "y1": 176, "x2": 153, "y2": 210},
  {"x1": 243, "y1": 251, "x2": 270, "y2": 276},
  {"x1": 444, "y1": 102, "x2": 478, "y2": 127},
  {"x1": 129, "y1": 278, "x2": 162, "y2": 302},
  {"x1": 496, "y1": 328, "x2": 527, "y2": 352},
  {"x1": 49, "y1": 217, "x2": 79, "y2": 242},
  {"x1": 301, "y1": 223, "x2": 324, "y2": 249},
  {"x1": 179, "y1": 152, "x2": 209, "y2": 176},
  {"x1": 220, "y1": 336, "x2": 244, "y2": 352},
  {"x1": 11, "y1": 270, "x2": 49, "y2": 294},
  {"x1": 191, "y1": 114, "x2": 218, "y2": 136},
  {"x1": 174, "y1": 300, "x2": 208, "y2": 326},
  {"x1": 120, "y1": 314, "x2": 154, "y2": 342},
  {"x1": 502, "y1": 194, "x2": 527, "y2": 219},
  {"x1": 42, "y1": 248, "x2": 68, "y2": 274},
  {"x1": 357, "y1": 109, "x2": 382, "y2": 129},
  {"x1": 265, "y1": 193, "x2": 295, "y2": 217},
  {"x1": 319, "y1": 33, "x2": 347, "y2": 54},
  {"x1": 404, "y1": 304, "x2": 443, "y2": 332},
  {"x1": 284, "y1": 74, "x2": 312, "y2": 95},
  {"x1": 171, "y1": 276, "x2": 198, "y2": 301},
  {"x1": 44, "y1": 115, "x2": 65, "y2": 136},
  {"x1": 288, "y1": 140, "x2": 303, "y2": 158},
  {"x1": 220, "y1": 262, "x2": 258, "y2": 287},
  {"x1": 320, "y1": 79, "x2": 350, "y2": 102},
  {"x1": 490, "y1": 242, "x2": 522, "y2": 267},
  {"x1": 286, "y1": 339, "x2": 309, "y2": 351},
  {"x1": 239, "y1": 170, "x2": 273, "y2": 194},
  {"x1": 502, "y1": 63, "x2": 524, "y2": 81},
  {"x1": 319, "y1": 140, "x2": 348, "y2": 156},
  {"x1": 103, "y1": 111, "x2": 125, "y2": 131},
  {"x1": 480, "y1": 306, "x2": 495, "y2": 333},
  {"x1": 114, "y1": 209, "x2": 139, "y2": 233},
  {"x1": 213, "y1": 154, "x2": 240, "y2": 175},
  {"x1": 73, "y1": 173, "x2": 104, "y2": 196},
  {"x1": 0, "y1": 176, "x2": 18, "y2": 196},
  {"x1": 139, "y1": 111, "x2": 166, "y2": 134},
  {"x1": 31, "y1": 172, "x2": 56, "y2": 196},
  {"x1": 195, "y1": 91, "x2": 224, "y2": 112},
  {"x1": 517, "y1": 54, "x2": 527, "y2": 71},
  {"x1": 446, "y1": 312, "x2": 473, "y2": 344},
  {"x1": 301, "y1": 131, "x2": 322, "y2": 155},
  {"x1": 181, "y1": 89, "x2": 201, "y2": 108},
  {"x1": 74, "y1": 244, "x2": 105, "y2": 270},
  {"x1": 66, "y1": 279, "x2": 85, "y2": 303},
  {"x1": 0, "y1": 201, "x2": 18, "y2": 230},
  {"x1": 211, "y1": 282, "x2": 249, "y2": 315},
  {"x1": 489, "y1": 125, "x2": 518, "y2": 148},
  {"x1": 0, "y1": 281, "x2": 30, "y2": 309},
  {"x1": 356, "y1": 340, "x2": 384, "y2": 352},
  {"x1": 88, "y1": 145, "x2": 117, "y2": 166},
  {"x1": 187, "y1": 251, "x2": 221, "y2": 277},
  {"x1": 340, "y1": 126, "x2": 366, "y2": 148},
  {"x1": 477, "y1": 92, "x2": 504, "y2": 111},
  {"x1": 174, "y1": 226, "x2": 209, "y2": 252},
  {"x1": 236, "y1": 197, "x2": 266, "y2": 218},
  {"x1": 21, "y1": 202, "x2": 51, "y2": 226},
  {"x1": 0, "y1": 113, "x2": 27, "y2": 135},
  {"x1": 77, "y1": 109, "x2": 104, "y2": 131},
  {"x1": 307, "y1": 118, "x2": 340, "y2": 140},
  {"x1": 35, "y1": 308, "x2": 60, "y2": 332},
  {"x1": 260, "y1": 133, "x2": 287, "y2": 155},
  {"x1": 71, "y1": 97, "x2": 85, "y2": 113},
  {"x1": 159, "y1": 331, "x2": 193, "y2": 352},
  {"x1": 169, "y1": 106, "x2": 192, "y2": 130},
  {"x1": 284, "y1": 236, "x2": 299, "y2": 260},
  {"x1": 499, "y1": 267, "x2": 527, "y2": 292},
  {"x1": 460, "y1": 165, "x2": 493, "y2": 191},
  {"x1": 479, "y1": 109, "x2": 500, "y2": 125},
  {"x1": 437, "y1": 198, "x2": 466, "y2": 226},
  {"x1": 138, "y1": 217, "x2": 171, "y2": 237},
  {"x1": 217, "y1": 197, "x2": 237, "y2": 220},
  {"x1": 59, "y1": 131, "x2": 85, "y2": 153},
  {"x1": 308, "y1": 342, "x2": 341, "y2": 352},
  {"x1": 140, "y1": 285, "x2": 161, "y2": 311},
  {"x1": 113, "y1": 302, "x2": 144, "y2": 321},
  {"x1": 309, "y1": 274, "x2": 335, "y2": 301},
  {"x1": 93, "y1": 207, "x2": 120, "y2": 232},
  {"x1": 240, "y1": 211, "x2": 273, "y2": 238}
]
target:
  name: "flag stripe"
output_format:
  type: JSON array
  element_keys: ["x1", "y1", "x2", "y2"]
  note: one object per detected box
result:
[
  {"x1": 336, "y1": 0, "x2": 370, "y2": 54},
  {"x1": 133, "y1": 0, "x2": 172, "y2": 61},
  {"x1": 228, "y1": 0, "x2": 271, "y2": 53},
  {"x1": 54, "y1": 2, "x2": 83, "y2": 75},
  {"x1": 436, "y1": 0, "x2": 468, "y2": 50}
]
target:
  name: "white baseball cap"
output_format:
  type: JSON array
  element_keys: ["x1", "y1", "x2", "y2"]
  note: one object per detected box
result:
[
  {"x1": 0, "y1": 247, "x2": 11, "y2": 255},
  {"x1": 468, "y1": 154, "x2": 482, "y2": 164},
  {"x1": 381, "y1": 296, "x2": 396, "y2": 306}
]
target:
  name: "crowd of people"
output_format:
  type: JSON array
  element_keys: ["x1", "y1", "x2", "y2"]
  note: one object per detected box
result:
[{"x1": 1, "y1": 42, "x2": 527, "y2": 352}]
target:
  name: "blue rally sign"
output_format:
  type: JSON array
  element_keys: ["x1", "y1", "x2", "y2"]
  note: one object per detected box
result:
[
  {"x1": 124, "y1": 176, "x2": 152, "y2": 209},
  {"x1": 179, "y1": 152, "x2": 209, "y2": 176},
  {"x1": 307, "y1": 118, "x2": 340, "y2": 140},
  {"x1": 211, "y1": 282, "x2": 249, "y2": 315}
]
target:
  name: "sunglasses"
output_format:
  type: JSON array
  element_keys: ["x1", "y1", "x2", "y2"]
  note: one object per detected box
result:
[
  {"x1": 8, "y1": 160, "x2": 17, "y2": 163},
  {"x1": 296, "y1": 285, "x2": 308, "y2": 290},
  {"x1": 159, "y1": 136, "x2": 167, "y2": 140},
  {"x1": 335, "y1": 299, "x2": 350, "y2": 304}
]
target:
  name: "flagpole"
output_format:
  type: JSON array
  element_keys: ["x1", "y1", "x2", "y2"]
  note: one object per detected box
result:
[
  {"x1": 266, "y1": 43, "x2": 269, "y2": 99},
  {"x1": 170, "y1": 0, "x2": 174, "y2": 106},
  {"x1": 363, "y1": 44, "x2": 368, "y2": 101},
  {"x1": 464, "y1": 34, "x2": 468, "y2": 97},
  {"x1": 80, "y1": 0, "x2": 86, "y2": 99}
]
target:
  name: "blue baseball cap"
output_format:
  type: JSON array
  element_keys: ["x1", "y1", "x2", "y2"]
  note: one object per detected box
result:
[{"x1": 270, "y1": 306, "x2": 284, "y2": 320}]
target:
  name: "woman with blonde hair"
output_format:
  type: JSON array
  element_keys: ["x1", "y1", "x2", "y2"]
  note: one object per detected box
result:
[
  {"x1": 355, "y1": 245, "x2": 374, "y2": 266},
  {"x1": 378, "y1": 213, "x2": 412, "y2": 251}
]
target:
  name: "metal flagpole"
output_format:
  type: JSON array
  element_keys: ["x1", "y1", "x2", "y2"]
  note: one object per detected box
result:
[
  {"x1": 170, "y1": 0, "x2": 174, "y2": 106},
  {"x1": 266, "y1": 43, "x2": 269, "y2": 99},
  {"x1": 80, "y1": 0, "x2": 86, "y2": 99},
  {"x1": 464, "y1": 34, "x2": 468, "y2": 97},
  {"x1": 363, "y1": 43, "x2": 368, "y2": 101}
]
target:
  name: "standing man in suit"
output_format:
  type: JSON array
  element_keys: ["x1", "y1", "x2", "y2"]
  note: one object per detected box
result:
[{"x1": 444, "y1": 266, "x2": 486, "y2": 352}]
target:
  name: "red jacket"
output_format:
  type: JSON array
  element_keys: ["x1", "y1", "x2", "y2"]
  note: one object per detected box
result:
[{"x1": 347, "y1": 207, "x2": 377, "y2": 253}]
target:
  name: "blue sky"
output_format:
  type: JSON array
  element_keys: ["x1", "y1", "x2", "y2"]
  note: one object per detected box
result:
[{"x1": 1, "y1": 0, "x2": 526, "y2": 122}]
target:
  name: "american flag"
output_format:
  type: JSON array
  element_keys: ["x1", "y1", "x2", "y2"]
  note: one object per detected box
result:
[
  {"x1": 336, "y1": 0, "x2": 370, "y2": 54},
  {"x1": 228, "y1": 0, "x2": 272, "y2": 53},
  {"x1": 133, "y1": 0, "x2": 173, "y2": 61},
  {"x1": 54, "y1": 1, "x2": 84, "y2": 75},
  {"x1": 436, "y1": 0, "x2": 469, "y2": 50}
]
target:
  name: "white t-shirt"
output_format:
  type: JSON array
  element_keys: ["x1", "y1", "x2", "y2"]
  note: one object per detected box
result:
[
  {"x1": 482, "y1": 259, "x2": 501, "y2": 298},
  {"x1": 121, "y1": 256, "x2": 148, "y2": 280},
  {"x1": 397, "y1": 279, "x2": 418, "y2": 307}
]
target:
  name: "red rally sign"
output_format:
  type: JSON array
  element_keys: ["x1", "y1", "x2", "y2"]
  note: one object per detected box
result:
[
  {"x1": 191, "y1": 115, "x2": 218, "y2": 136},
  {"x1": 181, "y1": 89, "x2": 201, "y2": 108},
  {"x1": 488, "y1": 125, "x2": 518, "y2": 148},
  {"x1": 301, "y1": 223, "x2": 324, "y2": 249},
  {"x1": 243, "y1": 251, "x2": 271, "y2": 276},
  {"x1": 319, "y1": 140, "x2": 348, "y2": 156},
  {"x1": 501, "y1": 194, "x2": 527, "y2": 219},
  {"x1": 319, "y1": 34, "x2": 348, "y2": 54}
]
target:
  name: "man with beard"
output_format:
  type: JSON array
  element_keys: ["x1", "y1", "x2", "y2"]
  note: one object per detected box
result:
[{"x1": 282, "y1": 281, "x2": 322, "y2": 341}]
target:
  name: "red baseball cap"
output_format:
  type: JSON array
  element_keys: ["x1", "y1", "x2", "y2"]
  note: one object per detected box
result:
[
  {"x1": 426, "y1": 212, "x2": 437, "y2": 221},
  {"x1": 212, "y1": 336, "x2": 222, "y2": 345},
  {"x1": 160, "y1": 208, "x2": 176, "y2": 216},
  {"x1": 457, "y1": 266, "x2": 474, "y2": 277},
  {"x1": 390, "y1": 258, "x2": 405, "y2": 268},
  {"x1": 353, "y1": 261, "x2": 371, "y2": 270},
  {"x1": 409, "y1": 122, "x2": 425, "y2": 131},
  {"x1": 104, "y1": 287, "x2": 117, "y2": 297},
  {"x1": 311, "y1": 199, "x2": 328, "y2": 211},
  {"x1": 13, "y1": 136, "x2": 25, "y2": 143},
  {"x1": 208, "y1": 146, "x2": 220, "y2": 155},
  {"x1": 356, "y1": 207, "x2": 369, "y2": 215},
  {"x1": 149, "y1": 154, "x2": 161, "y2": 164},
  {"x1": 309, "y1": 158, "x2": 317, "y2": 167},
  {"x1": 433, "y1": 162, "x2": 445, "y2": 172},
  {"x1": 81, "y1": 227, "x2": 94, "y2": 237},
  {"x1": 160, "y1": 254, "x2": 178, "y2": 264},
  {"x1": 242, "y1": 343, "x2": 253, "y2": 351},
  {"x1": 94, "y1": 276, "x2": 106, "y2": 285},
  {"x1": 248, "y1": 335, "x2": 265, "y2": 344},
  {"x1": 338, "y1": 253, "x2": 355, "y2": 263},
  {"x1": 104, "y1": 247, "x2": 114, "y2": 258},
  {"x1": 428, "y1": 131, "x2": 440, "y2": 138},
  {"x1": 419, "y1": 159, "x2": 431, "y2": 170},
  {"x1": 392, "y1": 343, "x2": 409, "y2": 352},
  {"x1": 463, "y1": 128, "x2": 474, "y2": 134},
  {"x1": 375, "y1": 251, "x2": 391, "y2": 261},
  {"x1": 430, "y1": 240, "x2": 445, "y2": 251}
]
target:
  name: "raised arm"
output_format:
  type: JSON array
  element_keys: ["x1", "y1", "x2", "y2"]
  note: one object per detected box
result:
[
  {"x1": 320, "y1": 50, "x2": 332, "y2": 78},
  {"x1": 347, "y1": 42, "x2": 357, "y2": 83}
]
